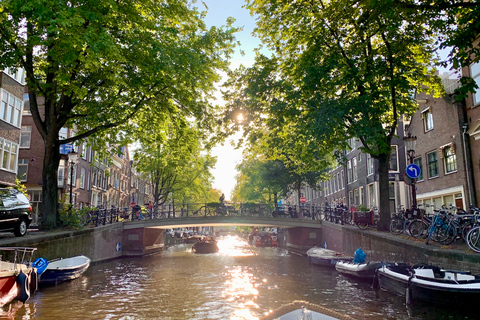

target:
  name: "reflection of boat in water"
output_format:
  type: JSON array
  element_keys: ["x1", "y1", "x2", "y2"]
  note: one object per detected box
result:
[
  {"x1": 192, "y1": 240, "x2": 219, "y2": 254},
  {"x1": 376, "y1": 263, "x2": 480, "y2": 306},
  {"x1": 35, "y1": 255, "x2": 91, "y2": 285},
  {"x1": 260, "y1": 300, "x2": 354, "y2": 320},
  {"x1": 306, "y1": 247, "x2": 353, "y2": 267},
  {"x1": 0, "y1": 247, "x2": 38, "y2": 307}
]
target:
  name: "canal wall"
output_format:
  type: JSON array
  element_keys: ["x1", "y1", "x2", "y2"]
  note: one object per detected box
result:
[{"x1": 320, "y1": 221, "x2": 480, "y2": 274}]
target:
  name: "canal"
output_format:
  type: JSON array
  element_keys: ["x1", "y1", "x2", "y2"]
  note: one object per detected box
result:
[{"x1": 2, "y1": 235, "x2": 477, "y2": 319}]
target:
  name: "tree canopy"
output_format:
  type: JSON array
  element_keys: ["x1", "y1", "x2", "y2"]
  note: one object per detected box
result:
[
  {"x1": 0, "y1": 0, "x2": 238, "y2": 228},
  {"x1": 221, "y1": 0, "x2": 443, "y2": 230}
]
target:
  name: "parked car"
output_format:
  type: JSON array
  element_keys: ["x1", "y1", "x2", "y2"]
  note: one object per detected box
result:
[{"x1": 0, "y1": 188, "x2": 32, "y2": 237}]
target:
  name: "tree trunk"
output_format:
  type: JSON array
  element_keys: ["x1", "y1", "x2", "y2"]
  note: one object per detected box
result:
[
  {"x1": 40, "y1": 138, "x2": 61, "y2": 229},
  {"x1": 377, "y1": 154, "x2": 391, "y2": 231}
]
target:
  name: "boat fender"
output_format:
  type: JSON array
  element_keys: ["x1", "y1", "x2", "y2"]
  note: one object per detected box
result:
[
  {"x1": 33, "y1": 257, "x2": 49, "y2": 275},
  {"x1": 30, "y1": 269, "x2": 38, "y2": 294},
  {"x1": 16, "y1": 270, "x2": 30, "y2": 303},
  {"x1": 271, "y1": 236, "x2": 277, "y2": 242},
  {"x1": 372, "y1": 272, "x2": 380, "y2": 291},
  {"x1": 406, "y1": 276, "x2": 414, "y2": 305}
]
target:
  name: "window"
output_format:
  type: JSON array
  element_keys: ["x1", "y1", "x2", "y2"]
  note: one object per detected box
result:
[
  {"x1": 427, "y1": 151, "x2": 439, "y2": 178},
  {"x1": 347, "y1": 160, "x2": 352, "y2": 184},
  {"x1": 422, "y1": 108, "x2": 433, "y2": 131},
  {"x1": 0, "y1": 89, "x2": 22, "y2": 127},
  {"x1": 413, "y1": 157, "x2": 423, "y2": 181},
  {"x1": 359, "y1": 187, "x2": 364, "y2": 205},
  {"x1": 80, "y1": 168, "x2": 85, "y2": 189},
  {"x1": 471, "y1": 62, "x2": 480, "y2": 105},
  {"x1": 17, "y1": 159, "x2": 29, "y2": 182},
  {"x1": 352, "y1": 157, "x2": 358, "y2": 182},
  {"x1": 20, "y1": 126, "x2": 32, "y2": 148},
  {"x1": 389, "y1": 146, "x2": 398, "y2": 172},
  {"x1": 337, "y1": 172, "x2": 341, "y2": 190},
  {"x1": 368, "y1": 184, "x2": 375, "y2": 207},
  {"x1": 443, "y1": 146, "x2": 457, "y2": 173},
  {"x1": 354, "y1": 188, "x2": 359, "y2": 205},
  {"x1": 23, "y1": 93, "x2": 30, "y2": 115},
  {"x1": 341, "y1": 171, "x2": 345, "y2": 189},
  {"x1": 367, "y1": 154, "x2": 374, "y2": 175}
]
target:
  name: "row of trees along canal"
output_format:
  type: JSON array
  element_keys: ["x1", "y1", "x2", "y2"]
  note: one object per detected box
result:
[{"x1": 0, "y1": 0, "x2": 479, "y2": 230}]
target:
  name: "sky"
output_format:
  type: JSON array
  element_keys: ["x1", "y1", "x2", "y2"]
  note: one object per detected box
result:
[{"x1": 201, "y1": 0, "x2": 261, "y2": 200}]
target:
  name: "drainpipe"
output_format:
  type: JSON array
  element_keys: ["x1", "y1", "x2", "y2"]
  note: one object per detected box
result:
[{"x1": 462, "y1": 123, "x2": 475, "y2": 207}]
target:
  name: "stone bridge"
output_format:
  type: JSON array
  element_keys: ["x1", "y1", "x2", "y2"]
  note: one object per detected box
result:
[{"x1": 122, "y1": 216, "x2": 324, "y2": 256}]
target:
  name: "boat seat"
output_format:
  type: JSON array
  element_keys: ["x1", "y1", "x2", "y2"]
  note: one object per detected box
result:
[
  {"x1": 414, "y1": 268, "x2": 435, "y2": 278},
  {"x1": 444, "y1": 272, "x2": 476, "y2": 281}
]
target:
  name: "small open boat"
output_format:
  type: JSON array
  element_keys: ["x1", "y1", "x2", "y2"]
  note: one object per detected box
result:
[
  {"x1": 35, "y1": 255, "x2": 91, "y2": 285},
  {"x1": 261, "y1": 300, "x2": 355, "y2": 320},
  {"x1": 306, "y1": 247, "x2": 353, "y2": 267},
  {"x1": 376, "y1": 263, "x2": 480, "y2": 306},
  {"x1": 0, "y1": 247, "x2": 38, "y2": 307},
  {"x1": 335, "y1": 261, "x2": 390, "y2": 280},
  {"x1": 192, "y1": 240, "x2": 219, "y2": 254},
  {"x1": 253, "y1": 233, "x2": 278, "y2": 247}
]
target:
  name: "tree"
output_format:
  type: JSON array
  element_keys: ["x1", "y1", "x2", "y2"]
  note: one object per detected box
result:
[
  {"x1": 0, "y1": 0, "x2": 237, "y2": 228},
  {"x1": 236, "y1": 0, "x2": 442, "y2": 230},
  {"x1": 133, "y1": 113, "x2": 216, "y2": 215},
  {"x1": 233, "y1": 156, "x2": 292, "y2": 204}
]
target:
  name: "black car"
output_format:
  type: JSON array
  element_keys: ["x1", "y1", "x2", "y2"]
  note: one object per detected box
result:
[{"x1": 0, "y1": 188, "x2": 32, "y2": 237}]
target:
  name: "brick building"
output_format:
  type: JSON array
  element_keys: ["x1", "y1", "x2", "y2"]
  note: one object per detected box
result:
[
  {"x1": 464, "y1": 38, "x2": 480, "y2": 207},
  {"x1": 0, "y1": 68, "x2": 25, "y2": 187},
  {"x1": 406, "y1": 77, "x2": 473, "y2": 212}
]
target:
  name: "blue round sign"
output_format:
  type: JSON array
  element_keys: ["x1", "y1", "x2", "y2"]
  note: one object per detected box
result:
[{"x1": 406, "y1": 164, "x2": 421, "y2": 179}]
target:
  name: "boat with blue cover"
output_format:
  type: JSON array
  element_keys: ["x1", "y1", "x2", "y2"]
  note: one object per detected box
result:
[{"x1": 34, "y1": 255, "x2": 91, "y2": 285}]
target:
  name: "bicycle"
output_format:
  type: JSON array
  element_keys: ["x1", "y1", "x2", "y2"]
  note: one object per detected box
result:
[
  {"x1": 390, "y1": 205, "x2": 424, "y2": 236},
  {"x1": 425, "y1": 206, "x2": 453, "y2": 245},
  {"x1": 356, "y1": 208, "x2": 379, "y2": 229}
]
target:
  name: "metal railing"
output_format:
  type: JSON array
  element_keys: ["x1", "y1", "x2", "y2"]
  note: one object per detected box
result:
[{"x1": 84, "y1": 203, "x2": 325, "y2": 227}]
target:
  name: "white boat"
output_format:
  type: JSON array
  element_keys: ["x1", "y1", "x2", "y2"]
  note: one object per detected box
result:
[
  {"x1": 35, "y1": 255, "x2": 91, "y2": 285},
  {"x1": 335, "y1": 261, "x2": 389, "y2": 280},
  {"x1": 376, "y1": 263, "x2": 480, "y2": 306},
  {"x1": 261, "y1": 300, "x2": 355, "y2": 320},
  {"x1": 306, "y1": 247, "x2": 353, "y2": 267}
]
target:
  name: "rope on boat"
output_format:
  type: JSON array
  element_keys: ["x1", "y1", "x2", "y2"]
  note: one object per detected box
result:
[{"x1": 260, "y1": 300, "x2": 356, "y2": 320}]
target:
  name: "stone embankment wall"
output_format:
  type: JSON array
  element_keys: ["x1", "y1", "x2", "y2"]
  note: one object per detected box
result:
[
  {"x1": 321, "y1": 221, "x2": 480, "y2": 274},
  {"x1": 3, "y1": 224, "x2": 124, "y2": 262}
]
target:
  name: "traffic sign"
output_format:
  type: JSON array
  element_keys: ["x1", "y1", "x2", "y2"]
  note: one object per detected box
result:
[
  {"x1": 406, "y1": 164, "x2": 421, "y2": 179},
  {"x1": 300, "y1": 197, "x2": 306, "y2": 203}
]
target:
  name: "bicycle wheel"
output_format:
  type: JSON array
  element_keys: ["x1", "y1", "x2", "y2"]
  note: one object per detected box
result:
[
  {"x1": 389, "y1": 218, "x2": 404, "y2": 235},
  {"x1": 439, "y1": 223, "x2": 457, "y2": 245},
  {"x1": 343, "y1": 212, "x2": 353, "y2": 224},
  {"x1": 357, "y1": 218, "x2": 369, "y2": 230},
  {"x1": 409, "y1": 220, "x2": 428, "y2": 239},
  {"x1": 467, "y1": 227, "x2": 480, "y2": 253},
  {"x1": 460, "y1": 220, "x2": 476, "y2": 241}
]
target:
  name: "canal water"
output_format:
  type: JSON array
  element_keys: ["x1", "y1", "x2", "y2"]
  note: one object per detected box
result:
[{"x1": 1, "y1": 235, "x2": 476, "y2": 319}]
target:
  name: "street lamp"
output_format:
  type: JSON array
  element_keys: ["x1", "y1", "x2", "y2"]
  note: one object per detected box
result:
[
  {"x1": 68, "y1": 151, "x2": 78, "y2": 212},
  {"x1": 403, "y1": 132, "x2": 418, "y2": 208}
]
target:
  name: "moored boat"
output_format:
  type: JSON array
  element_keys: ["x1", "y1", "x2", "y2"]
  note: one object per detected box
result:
[
  {"x1": 376, "y1": 263, "x2": 480, "y2": 306},
  {"x1": 0, "y1": 247, "x2": 38, "y2": 307},
  {"x1": 335, "y1": 261, "x2": 390, "y2": 280},
  {"x1": 306, "y1": 247, "x2": 353, "y2": 267},
  {"x1": 260, "y1": 300, "x2": 355, "y2": 320},
  {"x1": 253, "y1": 233, "x2": 278, "y2": 247},
  {"x1": 192, "y1": 240, "x2": 219, "y2": 254},
  {"x1": 35, "y1": 255, "x2": 91, "y2": 285}
]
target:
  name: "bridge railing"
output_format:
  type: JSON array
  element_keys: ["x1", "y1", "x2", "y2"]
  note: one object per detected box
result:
[{"x1": 83, "y1": 203, "x2": 325, "y2": 227}]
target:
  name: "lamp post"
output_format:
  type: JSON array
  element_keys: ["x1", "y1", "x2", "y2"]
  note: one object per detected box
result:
[
  {"x1": 404, "y1": 132, "x2": 418, "y2": 208},
  {"x1": 68, "y1": 151, "x2": 78, "y2": 212}
]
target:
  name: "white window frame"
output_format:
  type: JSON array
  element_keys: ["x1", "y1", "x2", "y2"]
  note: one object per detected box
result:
[
  {"x1": 422, "y1": 107, "x2": 434, "y2": 132},
  {"x1": 17, "y1": 158, "x2": 29, "y2": 182},
  {"x1": 471, "y1": 62, "x2": 480, "y2": 106},
  {"x1": 20, "y1": 126, "x2": 32, "y2": 148}
]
